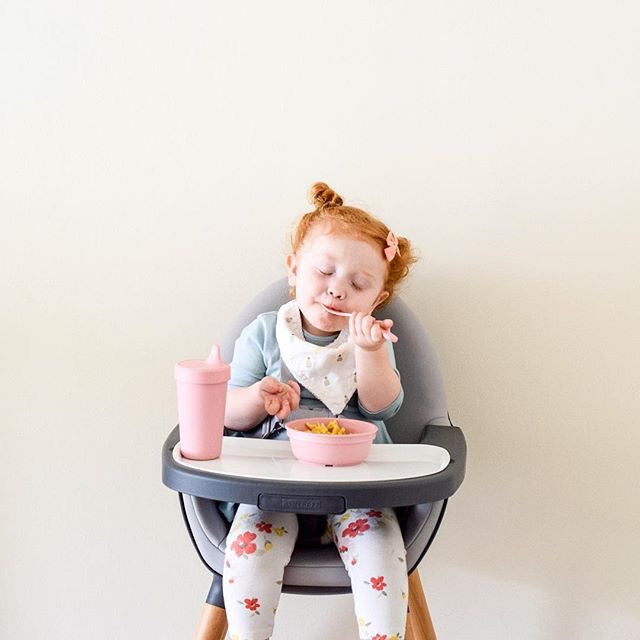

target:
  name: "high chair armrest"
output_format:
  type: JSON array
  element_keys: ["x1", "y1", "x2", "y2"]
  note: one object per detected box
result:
[
  {"x1": 419, "y1": 423, "x2": 467, "y2": 498},
  {"x1": 419, "y1": 423, "x2": 466, "y2": 457}
]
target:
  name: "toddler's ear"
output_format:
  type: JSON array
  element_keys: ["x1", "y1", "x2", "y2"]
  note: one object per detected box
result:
[{"x1": 285, "y1": 253, "x2": 298, "y2": 286}]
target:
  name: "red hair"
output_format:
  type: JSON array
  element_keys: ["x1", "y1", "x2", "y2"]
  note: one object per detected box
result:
[{"x1": 290, "y1": 182, "x2": 418, "y2": 305}]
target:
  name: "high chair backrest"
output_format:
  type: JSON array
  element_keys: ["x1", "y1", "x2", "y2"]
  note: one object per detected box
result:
[{"x1": 220, "y1": 278, "x2": 450, "y2": 443}]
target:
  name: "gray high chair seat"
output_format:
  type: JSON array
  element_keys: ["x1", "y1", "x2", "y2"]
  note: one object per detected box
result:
[{"x1": 162, "y1": 279, "x2": 466, "y2": 639}]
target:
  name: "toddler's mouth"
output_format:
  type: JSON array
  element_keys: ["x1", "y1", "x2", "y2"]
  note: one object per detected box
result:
[{"x1": 320, "y1": 303, "x2": 351, "y2": 317}]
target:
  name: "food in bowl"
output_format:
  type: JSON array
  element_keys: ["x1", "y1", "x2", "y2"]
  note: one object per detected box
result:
[
  {"x1": 285, "y1": 417, "x2": 378, "y2": 466},
  {"x1": 305, "y1": 419, "x2": 347, "y2": 435}
]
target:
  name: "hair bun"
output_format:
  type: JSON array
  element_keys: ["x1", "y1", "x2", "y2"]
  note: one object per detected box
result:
[{"x1": 309, "y1": 182, "x2": 343, "y2": 208}]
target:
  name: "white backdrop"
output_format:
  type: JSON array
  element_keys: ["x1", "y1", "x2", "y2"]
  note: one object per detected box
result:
[{"x1": 2, "y1": 2, "x2": 639, "y2": 638}]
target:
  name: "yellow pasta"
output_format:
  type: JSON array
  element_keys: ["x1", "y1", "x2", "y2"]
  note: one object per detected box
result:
[{"x1": 305, "y1": 419, "x2": 347, "y2": 435}]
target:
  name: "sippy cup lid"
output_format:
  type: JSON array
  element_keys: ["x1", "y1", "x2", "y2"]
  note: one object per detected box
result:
[{"x1": 175, "y1": 344, "x2": 231, "y2": 384}]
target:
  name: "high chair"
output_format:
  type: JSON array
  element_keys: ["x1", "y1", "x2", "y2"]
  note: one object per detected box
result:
[{"x1": 162, "y1": 279, "x2": 466, "y2": 639}]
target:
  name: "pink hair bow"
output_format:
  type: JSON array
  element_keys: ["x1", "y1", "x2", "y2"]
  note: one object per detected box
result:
[{"x1": 384, "y1": 231, "x2": 401, "y2": 262}]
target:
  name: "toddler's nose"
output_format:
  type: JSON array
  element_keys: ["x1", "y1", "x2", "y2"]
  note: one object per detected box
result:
[{"x1": 327, "y1": 285, "x2": 345, "y2": 300}]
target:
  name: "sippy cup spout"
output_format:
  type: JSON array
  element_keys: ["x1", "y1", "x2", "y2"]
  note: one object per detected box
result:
[
  {"x1": 206, "y1": 344, "x2": 223, "y2": 366},
  {"x1": 176, "y1": 344, "x2": 230, "y2": 385}
]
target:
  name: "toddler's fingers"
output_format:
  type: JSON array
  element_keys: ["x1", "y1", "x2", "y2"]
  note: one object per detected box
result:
[
  {"x1": 260, "y1": 376, "x2": 281, "y2": 394},
  {"x1": 370, "y1": 323, "x2": 383, "y2": 342},
  {"x1": 362, "y1": 314, "x2": 376, "y2": 331},
  {"x1": 376, "y1": 319, "x2": 397, "y2": 341},
  {"x1": 286, "y1": 386, "x2": 300, "y2": 412},
  {"x1": 348, "y1": 311, "x2": 356, "y2": 336},
  {"x1": 277, "y1": 398, "x2": 290, "y2": 419},
  {"x1": 287, "y1": 379, "x2": 301, "y2": 398},
  {"x1": 352, "y1": 311, "x2": 368, "y2": 336},
  {"x1": 264, "y1": 395, "x2": 279, "y2": 415}
]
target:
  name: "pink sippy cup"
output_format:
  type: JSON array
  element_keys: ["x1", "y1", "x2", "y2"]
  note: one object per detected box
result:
[{"x1": 175, "y1": 345, "x2": 230, "y2": 460}]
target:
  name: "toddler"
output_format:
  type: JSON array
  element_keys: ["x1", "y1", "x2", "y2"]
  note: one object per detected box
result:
[{"x1": 223, "y1": 182, "x2": 417, "y2": 640}]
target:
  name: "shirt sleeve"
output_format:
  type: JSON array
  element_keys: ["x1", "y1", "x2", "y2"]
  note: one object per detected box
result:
[
  {"x1": 228, "y1": 315, "x2": 270, "y2": 389},
  {"x1": 357, "y1": 340, "x2": 404, "y2": 421}
]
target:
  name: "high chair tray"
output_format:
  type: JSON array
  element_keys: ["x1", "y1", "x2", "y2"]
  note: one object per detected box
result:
[
  {"x1": 174, "y1": 436, "x2": 450, "y2": 482},
  {"x1": 162, "y1": 425, "x2": 466, "y2": 512}
]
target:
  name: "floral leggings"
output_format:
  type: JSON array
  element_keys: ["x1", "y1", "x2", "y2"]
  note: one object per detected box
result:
[{"x1": 223, "y1": 504, "x2": 408, "y2": 640}]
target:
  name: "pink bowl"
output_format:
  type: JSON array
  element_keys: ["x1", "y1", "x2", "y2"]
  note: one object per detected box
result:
[{"x1": 285, "y1": 418, "x2": 378, "y2": 466}]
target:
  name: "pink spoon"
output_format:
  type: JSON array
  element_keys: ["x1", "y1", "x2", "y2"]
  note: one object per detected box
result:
[{"x1": 321, "y1": 304, "x2": 398, "y2": 342}]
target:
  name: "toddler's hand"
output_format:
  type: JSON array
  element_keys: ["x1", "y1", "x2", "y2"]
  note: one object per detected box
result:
[
  {"x1": 258, "y1": 377, "x2": 301, "y2": 419},
  {"x1": 349, "y1": 312, "x2": 395, "y2": 351}
]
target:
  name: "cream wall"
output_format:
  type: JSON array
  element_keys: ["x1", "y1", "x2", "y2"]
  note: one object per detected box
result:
[{"x1": 2, "y1": 2, "x2": 639, "y2": 638}]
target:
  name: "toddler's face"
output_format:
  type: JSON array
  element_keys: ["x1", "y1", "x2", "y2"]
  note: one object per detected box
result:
[{"x1": 286, "y1": 225, "x2": 389, "y2": 336}]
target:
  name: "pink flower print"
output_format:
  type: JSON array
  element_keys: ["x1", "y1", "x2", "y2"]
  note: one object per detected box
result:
[
  {"x1": 256, "y1": 521, "x2": 273, "y2": 533},
  {"x1": 370, "y1": 576, "x2": 387, "y2": 591},
  {"x1": 342, "y1": 518, "x2": 370, "y2": 538},
  {"x1": 244, "y1": 598, "x2": 260, "y2": 612},
  {"x1": 372, "y1": 635, "x2": 387, "y2": 640},
  {"x1": 231, "y1": 531, "x2": 257, "y2": 557},
  {"x1": 338, "y1": 545, "x2": 349, "y2": 553},
  {"x1": 367, "y1": 510, "x2": 383, "y2": 518}
]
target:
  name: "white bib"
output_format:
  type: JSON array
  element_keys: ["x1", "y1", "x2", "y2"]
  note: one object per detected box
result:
[{"x1": 275, "y1": 300, "x2": 356, "y2": 416}]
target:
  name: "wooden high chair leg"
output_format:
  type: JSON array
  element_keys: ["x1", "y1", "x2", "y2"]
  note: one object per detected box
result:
[
  {"x1": 404, "y1": 570, "x2": 437, "y2": 640},
  {"x1": 195, "y1": 603, "x2": 228, "y2": 640}
]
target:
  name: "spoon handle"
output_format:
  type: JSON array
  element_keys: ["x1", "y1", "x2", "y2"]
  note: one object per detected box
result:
[
  {"x1": 381, "y1": 329, "x2": 398, "y2": 343},
  {"x1": 321, "y1": 304, "x2": 398, "y2": 342}
]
